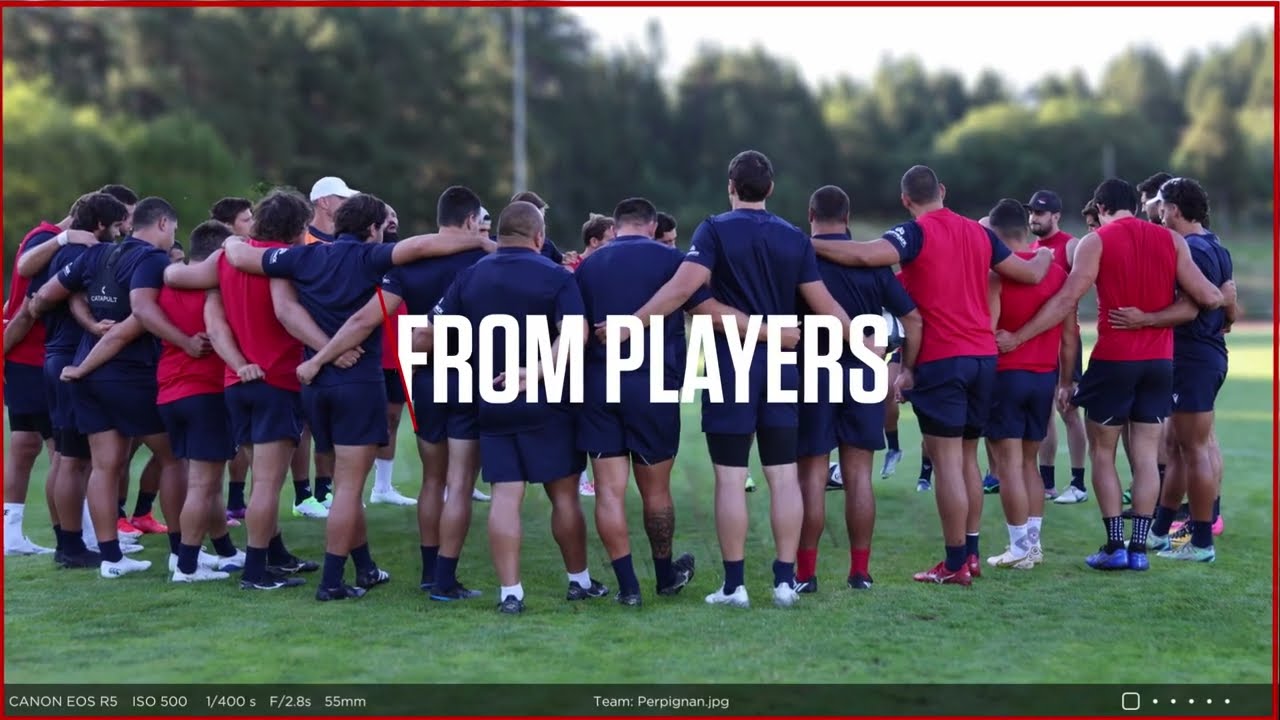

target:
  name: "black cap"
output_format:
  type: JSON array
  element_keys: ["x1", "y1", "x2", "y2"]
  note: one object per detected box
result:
[
  {"x1": 989, "y1": 198, "x2": 1029, "y2": 231},
  {"x1": 1023, "y1": 190, "x2": 1062, "y2": 214}
]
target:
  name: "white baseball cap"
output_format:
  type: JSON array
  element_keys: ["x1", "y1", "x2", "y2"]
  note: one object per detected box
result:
[
  {"x1": 309, "y1": 176, "x2": 359, "y2": 202},
  {"x1": 478, "y1": 206, "x2": 491, "y2": 224}
]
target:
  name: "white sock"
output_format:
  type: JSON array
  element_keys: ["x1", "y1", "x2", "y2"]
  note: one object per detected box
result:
[
  {"x1": 81, "y1": 501, "x2": 96, "y2": 545},
  {"x1": 4, "y1": 503, "x2": 23, "y2": 528},
  {"x1": 500, "y1": 583, "x2": 524, "y2": 601},
  {"x1": 579, "y1": 471, "x2": 589, "y2": 484},
  {"x1": 1027, "y1": 516, "x2": 1043, "y2": 547},
  {"x1": 567, "y1": 569, "x2": 591, "y2": 588},
  {"x1": 1007, "y1": 523, "x2": 1029, "y2": 554},
  {"x1": 373, "y1": 459, "x2": 394, "y2": 494}
]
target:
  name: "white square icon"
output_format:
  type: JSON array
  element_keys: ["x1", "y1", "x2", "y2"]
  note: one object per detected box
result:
[{"x1": 1121, "y1": 692, "x2": 1141, "y2": 711}]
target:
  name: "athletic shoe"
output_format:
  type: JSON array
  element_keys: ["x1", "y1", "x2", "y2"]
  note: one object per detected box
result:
[
  {"x1": 226, "y1": 507, "x2": 247, "y2": 521},
  {"x1": 319, "y1": 495, "x2": 334, "y2": 510},
  {"x1": 1053, "y1": 486, "x2": 1088, "y2": 504},
  {"x1": 267, "y1": 554, "x2": 320, "y2": 574},
  {"x1": 657, "y1": 552, "x2": 696, "y2": 596},
  {"x1": 99, "y1": 557, "x2": 151, "y2": 578},
  {"x1": 292, "y1": 497, "x2": 329, "y2": 518},
  {"x1": 912, "y1": 561, "x2": 972, "y2": 585},
  {"x1": 1169, "y1": 524, "x2": 1193, "y2": 549},
  {"x1": 982, "y1": 474, "x2": 1000, "y2": 494},
  {"x1": 215, "y1": 550, "x2": 246, "y2": 572},
  {"x1": 880, "y1": 449, "x2": 903, "y2": 478},
  {"x1": 795, "y1": 577, "x2": 817, "y2": 594},
  {"x1": 224, "y1": 517, "x2": 241, "y2": 528},
  {"x1": 1085, "y1": 546, "x2": 1130, "y2": 570},
  {"x1": 616, "y1": 591, "x2": 642, "y2": 607},
  {"x1": 1121, "y1": 487, "x2": 1132, "y2": 505},
  {"x1": 167, "y1": 550, "x2": 223, "y2": 573},
  {"x1": 171, "y1": 567, "x2": 230, "y2": 583},
  {"x1": 430, "y1": 584, "x2": 483, "y2": 601},
  {"x1": 826, "y1": 462, "x2": 843, "y2": 490},
  {"x1": 115, "y1": 518, "x2": 143, "y2": 542},
  {"x1": 986, "y1": 547, "x2": 1035, "y2": 570},
  {"x1": 315, "y1": 584, "x2": 366, "y2": 602},
  {"x1": 1169, "y1": 516, "x2": 1225, "y2": 537},
  {"x1": 847, "y1": 573, "x2": 873, "y2": 590},
  {"x1": 704, "y1": 585, "x2": 750, "y2": 608},
  {"x1": 579, "y1": 472, "x2": 594, "y2": 497},
  {"x1": 966, "y1": 554, "x2": 982, "y2": 578},
  {"x1": 89, "y1": 540, "x2": 145, "y2": 555},
  {"x1": 471, "y1": 488, "x2": 491, "y2": 502},
  {"x1": 370, "y1": 488, "x2": 417, "y2": 506},
  {"x1": 1157, "y1": 543, "x2": 1215, "y2": 562},
  {"x1": 745, "y1": 476, "x2": 757, "y2": 492},
  {"x1": 1120, "y1": 508, "x2": 1135, "y2": 519},
  {"x1": 1027, "y1": 545, "x2": 1044, "y2": 565},
  {"x1": 5, "y1": 536, "x2": 54, "y2": 556},
  {"x1": 1146, "y1": 533, "x2": 1172, "y2": 552},
  {"x1": 1128, "y1": 551, "x2": 1150, "y2": 571},
  {"x1": 55, "y1": 549, "x2": 101, "y2": 569},
  {"x1": 356, "y1": 567, "x2": 391, "y2": 590},
  {"x1": 772, "y1": 582, "x2": 800, "y2": 608},
  {"x1": 240, "y1": 571, "x2": 305, "y2": 591},
  {"x1": 566, "y1": 579, "x2": 609, "y2": 600},
  {"x1": 1044, "y1": 488, "x2": 1059, "y2": 500},
  {"x1": 916, "y1": 479, "x2": 932, "y2": 493},
  {"x1": 497, "y1": 595, "x2": 525, "y2": 614},
  {"x1": 129, "y1": 513, "x2": 167, "y2": 534}
]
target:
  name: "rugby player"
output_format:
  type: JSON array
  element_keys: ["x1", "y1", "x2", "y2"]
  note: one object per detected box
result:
[
  {"x1": 881, "y1": 272, "x2": 910, "y2": 481},
  {"x1": 998, "y1": 178, "x2": 1223, "y2": 571},
  {"x1": 812, "y1": 165, "x2": 1052, "y2": 585},
  {"x1": 796, "y1": 186, "x2": 921, "y2": 591},
  {"x1": 511, "y1": 191, "x2": 568, "y2": 265},
  {"x1": 1137, "y1": 172, "x2": 1174, "y2": 225},
  {"x1": 655, "y1": 212, "x2": 678, "y2": 247},
  {"x1": 370, "y1": 204, "x2": 417, "y2": 507},
  {"x1": 209, "y1": 198, "x2": 255, "y2": 523},
  {"x1": 982, "y1": 199, "x2": 1072, "y2": 569}
]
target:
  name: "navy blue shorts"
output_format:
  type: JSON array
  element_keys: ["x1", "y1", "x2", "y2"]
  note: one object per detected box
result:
[
  {"x1": 411, "y1": 370, "x2": 478, "y2": 444},
  {"x1": 889, "y1": 350, "x2": 902, "y2": 365},
  {"x1": 481, "y1": 411, "x2": 585, "y2": 485},
  {"x1": 1172, "y1": 363, "x2": 1225, "y2": 414},
  {"x1": 986, "y1": 369, "x2": 1056, "y2": 442},
  {"x1": 303, "y1": 381, "x2": 388, "y2": 450},
  {"x1": 159, "y1": 392, "x2": 235, "y2": 462},
  {"x1": 225, "y1": 381, "x2": 303, "y2": 447},
  {"x1": 798, "y1": 363, "x2": 886, "y2": 455},
  {"x1": 906, "y1": 356, "x2": 996, "y2": 439},
  {"x1": 701, "y1": 353, "x2": 798, "y2": 435},
  {"x1": 74, "y1": 376, "x2": 164, "y2": 438},
  {"x1": 578, "y1": 372, "x2": 679, "y2": 464},
  {"x1": 1074, "y1": 358, "x2": 1172, "y2": 425},
  {"x1": 384, "y1": 369, "x2": 407, "y2": 405},
  {"x1": 6, "y1": 361, "x2": 51, "y2": 439},
  {"x1": 43, "y1": 354, "x2": 87, "y2": 457}
]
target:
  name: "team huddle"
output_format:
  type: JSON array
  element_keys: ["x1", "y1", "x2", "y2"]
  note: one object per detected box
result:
[{"x1": 1, "y1": 150, "x2": 1234, "y2": 611}]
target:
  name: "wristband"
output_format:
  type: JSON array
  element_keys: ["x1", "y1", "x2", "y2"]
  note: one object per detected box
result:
[{"x1": 56, "y1": 231, "x2": 69, "y2": 247}]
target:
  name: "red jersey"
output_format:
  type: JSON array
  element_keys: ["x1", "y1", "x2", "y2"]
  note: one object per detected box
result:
[
  {"x1": 4, "y1": 223, "x2": 60, "y2": 367},
  {"x1": 1034, "y1": 230, "x2": 1073, "y2": 272},
  {"x1": 216, "y1": 240, "x2": 303, "y2": 392},
  {"x1": 156, "y1": 287, "x2": 225, "y2": 404},
  {"x1": 997, "y1": 250, "x2": 1068, "y2": 372},
  {"x1": 381, "y1": 300, "x2": 408, "y2": 371},
  {"x1": 1092, "y1": 217, "x2": 1176, "y2": 362},
  {"x1": 896, "y1": 208, "x2": 1003, "y2": 364}
]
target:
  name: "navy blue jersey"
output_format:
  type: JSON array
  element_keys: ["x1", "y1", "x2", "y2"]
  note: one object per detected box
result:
[
  {"x1": 262, "y1": 234, "x2": 395, "y2": 386},
  {"x1": 58, "y1": 238, "x2": 167, "y2": 381},
  {"x1": 430, "y1": 246, "x2": 584, "y2": 434},
  {"x1": 26, "y1": 234, "x2": 89, "y2": 356},
  {"x1": 801, "y1": 232, "x2": 916, "y2": 362},
  {"x1": 684, "y1": 209, "x2": 821, "y2": 316},
  {"x1": 575, "y1": 235, "x2": 712, "y2": 386},
  {"x1": 541, "y1": 239, "x2": 564, "y2": 265},
  {"x1": 1175, "y1": 232, "x2": 1233, "y2": 368},
  {"x1": 381, "y1": 248, "x2": 489, "y2": 315}
]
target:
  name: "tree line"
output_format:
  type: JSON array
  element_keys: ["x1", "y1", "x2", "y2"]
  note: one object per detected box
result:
[{"x1": 2, "y1": 6, "x2": 1272, "y2": 264}]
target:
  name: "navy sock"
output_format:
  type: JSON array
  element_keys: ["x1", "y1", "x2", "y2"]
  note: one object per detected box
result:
[
  {"x1": 177, "y1": 543, "x2": 201, "y2": 574},
  {"x1": 1190, "y1": 520, "x2": 1214, "y2": 548},
  {"x1": 53, "y1": 525, "x2": 63, "y2": 553},
  {"x1": 243, "y1": 546, "x2": 268, "y2": 582},
  {"x1": 1128, "y1": 515, "x2": 1152, "y2": 553},
  {"x1": 1212, "y1": 496, "x2": 1220, "y2": 522},
  {"x1": 1070, "y1": 466, "x2": 1086, "y2": 491},
  {"x1": 964, "y1": 533, "x2": 979, "y2": 558},
  {"x1": 1039, "y1": 465, "x2": 1055, "y2": 490},
  {"x1": 133, "y1": 491, "x2": 156, "y2": 518},
  {"x1": 65, "y1": 530, "x2": 87, "y2": 554},
  {"x1": 886, "y1": 431, "x2": 900, "y2": 452},
  {"x1": 1104, "y1": 516, "x2": 1125, "y2": 551},
  {"x1": 920, "y1": 459, "x2": 934, "y2": 482},
  {"x1": 100, "y1": 539, "x2": 123, "y2": 563},
  {"x1": 267, "y1": 532, "x2": 289, "y2": 564},
  {"x1": 653, "y1": 555, "x2": 675, "y2": 589},
  {"x1": 350, "y1": 543, "x2": 375, "y2": 574},
  {"x1": 434, "y1": 555, "x2": 459, "y2": 591},
  {"x1": 211, "y1": 533, "x2": 237, "y2": 557},
  {"x1": 117, "y1": 498, "x2": 127, "y2": 519},
  {"x1": 314, "y1": 477, "x2": 333, "y2": 503},
  {"x1": 1152, "y1": 505, "x2": 1177, "y2": 537},
  {"x1": 293, "y1": 480, "x2": 312, "y2": 506},
  {"x1": 611, "y1": 554, "x2": 641, "y2": 594},
  {"x1": 723, "y1": 560, "x2": 745, "y2": 593},
  {"x1": 227, "y1": 482, "x2": 246, "y2": 511},
  {"x1": 771, "y1": 559, "x2": 795, "y2": 588},
  {"x1": 167, "y1": 531, "x2": 182, "y2": 556},
  {"x1": 321, "y1": 552, "x2": 347, "y2": 589},
  {"x1": 420, "y1": 545, "x2": 439, "y2": 585},
  {"x1": 944, "y1": 545, "x2": 966, "y2": 572}
]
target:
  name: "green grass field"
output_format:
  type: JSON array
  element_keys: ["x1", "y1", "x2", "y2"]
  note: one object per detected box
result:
[{"x1": 2, "y1": 327, "x2": 1274, "y2": 685}]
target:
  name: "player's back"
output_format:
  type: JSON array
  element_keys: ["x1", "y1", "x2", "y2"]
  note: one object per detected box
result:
[
  {"x1": 1093, "y1": 217, "x2": 1176, "y2": 362},
  {"x1": 156, "y1": 286, "x2": 223, "y2": 404},
  {"x1": 997, "y1": 251, "x2": 1069, "y2": 372},
  {"x1": 804, "y1": 233, "x2": 913, "y2": 364},
  {"x1": 386, "y1": 248, "x2": 489, "y2": 315},
  {"x1": 692, "y1": 209, "x2": 813, "y2": 316},
  {"x1": 72, "y1": 239, "x2": 163, "y2": 376},
  {"x1": 36, "y1": 242, "x2": 90, "y2": 358},
  {"x1": 1175, "y1": 232, "x2": 1232, "y2": 367},
  {"x1": 216, "y1": 239, "x2": 301, "y2": 391}
]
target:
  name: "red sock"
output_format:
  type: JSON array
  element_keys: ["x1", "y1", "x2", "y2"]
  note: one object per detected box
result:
[
  {"x1": 850, "y1": 547, "x2": 870, "y2": 577},
  {"x1": 796, "y1": 548, "x2": 818, "y2": 581}
]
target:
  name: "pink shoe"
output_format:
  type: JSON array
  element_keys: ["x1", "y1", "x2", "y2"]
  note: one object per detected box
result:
[{"x1": 1211, "y1": 515, "x2": 1224, "y2": 536}]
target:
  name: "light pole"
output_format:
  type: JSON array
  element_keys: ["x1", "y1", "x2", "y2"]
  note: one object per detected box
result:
[{"x1": 512, "y1": 6, "x2": 528, "y2": 194}]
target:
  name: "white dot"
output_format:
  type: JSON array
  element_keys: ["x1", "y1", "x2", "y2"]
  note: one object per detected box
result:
[
  {"x1": 1189, "y1": 699, "x2": 1195, "y2": 705},
  {"x1": 1206, "y1": 699, "x2": 1213, "y2": 705},
  {"x1": 1225, "y1": 699, "x2": 1231, "y2": 705},
  {"x1": 1152, "y1": 699, "x2": 1159, "y2": 705},
  {"x1": 1171, "y1": 699, "x2": 1177, "y2": 704}
]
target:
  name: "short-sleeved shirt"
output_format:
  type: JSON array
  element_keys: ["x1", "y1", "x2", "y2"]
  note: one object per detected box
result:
[
  {"x1": 430, "y1": 246, "x2": 584, "y2": 434},
  {"x1": 381, "y1": 247, "x2": 488, "y2": 377},
  {"x1": 684, "y1": 209, "x2": 820, "y2": 317},
  {"x1": 996, "y1": 250, "x2": 1069, "y2": 373},
  {"x1": 801, "y1": 232, "x2": 916, "y2": 363},
  {"x1": 217, "y1": 239, "x2": 302, "y2": 392},
  {"x1": 575, "y1": 235, "x2": 712, "y2": 387},
  {"x1": 156, "y1": 287, "x2": 224, "y2": 404},
  {"x1": 884, "y1": 208, "x2": 1012, "y2": 364},
  {"x1": 29, "y1": 237, "x2": 89, "y2": 358},
  {"x1": 58, "y1": 238, "x2": 168, "y2": 382},
  {"x1": 304, "y1": 225, "x2": 335, "y2": 246},
  {"x1": 261, "y1": 234, "x2": 395, "y2": 386},
  {"x1": 6, "y1": 224, "x2": 60, "y2": 365},
  {"x1": 1175, "y1": 231, "x2": 1233, "y2": 368}
]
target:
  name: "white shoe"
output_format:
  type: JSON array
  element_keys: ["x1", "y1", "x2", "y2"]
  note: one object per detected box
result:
[
  {"x1": 293, "y1": 498, "x2": 329, "y2": 518},
  {"x1": 100, "y1": 556, "x2": 151, "y2": 578},
  {"x1": 215, "y1": 550, "x2": 246, "y2": 571},
  {"x1": 1053, "y1": 486, "x2": 1088, "y2": 504},
  {"x1": 118, "y1": 528, "x2": 143, "y2": 543},
  {"x1": 171, "y1": 567, "x2": 230, "y2": 583},
  {"x1": 1027, "y1": 545, "x2": 1044, "y2": 565},
  {"x1": 168, "y1": 551, "x2": 224, "y2": 573},
  {"x1": 320, "y1": 495, "x2": 334, "y2": 510},
  {"x1": 772, "y1": 583, "x2": 800, "y2": 608},
  {"x1": 370, "y1": 488, "x2": 417, "y2": 506},
  {"x1": 705, "y1": 585, "x2": 750, "y2": 608},
  {"x1": 579, "y1": 472, "x2": 595, "y2": 497},
  {"x1": 121, "y1": 541, "x2": 145, "y2": 555},
  {"x1": 5, "y1": 536, "x2": 54, "y2": 556},
  {"x1": 471, "y1": 488, "x2": 490, "y2": 502},
  {"x1": 986, "y1": 547, "x2": 1035, "y2": 569}
]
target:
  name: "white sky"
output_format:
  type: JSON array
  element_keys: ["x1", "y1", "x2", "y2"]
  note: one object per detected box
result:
[{"x1": 569, "y1": 5, "x2": 1274, "y2": 90}]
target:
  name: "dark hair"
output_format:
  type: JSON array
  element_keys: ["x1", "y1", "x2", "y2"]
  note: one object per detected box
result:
[
  {"x1": 438, "y1": 186, "x2": 483, "y2": 228},
  {"x1": 98, "y1": 184, "x2": 138, "y2": 206},
  {"x1": 132, "y1": 197, "x2": 178, "y2": 229},
  {"x1": 612, "y1": 197, "x2": 657, "y2": 227},
  {"x1": 1136, "y1": 172, "x2": 1174, "y2": 200},
  {"x1": 581, "y1": 214, "x2": 616, "y2": 245},
  {"x1": 210, "y1": 197, "x2": 253, "y2": 225},
  {"x1": 727, "y1": 150, "x2": 774, "y2": 203},
  {"x1": 497, "y1": 201, "x2": 545, "y2": 241},
  {"x1": 188, "y1": 220, "x2": 232, "y2": 262},
  {"x1": 70, "y1": 192, "x2": 129, "y2": 233},
  {"x1": 510, "y1": 190, "x2": 548, "y2": 210},
  {"x1": 1092, "y1": 178, "x2": 1139, "y2": 217},
  {"x1": 809, "y1": 185, "x2": 850, "y2": 223},
  {"x1": 655, "y1": 212, "x2": 676, "y2": 237},
  {"x1": 252, "y1": 189, "x2": 312, "y2": 244},
  {"x1": 987, "y1": 198, "x2": 1029, "y2": 235},
  {"x1": 334, "y1": 194, "x2": 389, "y2": 240},
  {"x1": 900, "y1": 165, "x2": 941, "y2": 205},
  {"x1": 1081, "y1": 200, "x2": 1100, "y2": 222},
  {"x1": 1159, "y1": 177, "x2": 1209, "y2": 224}
]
